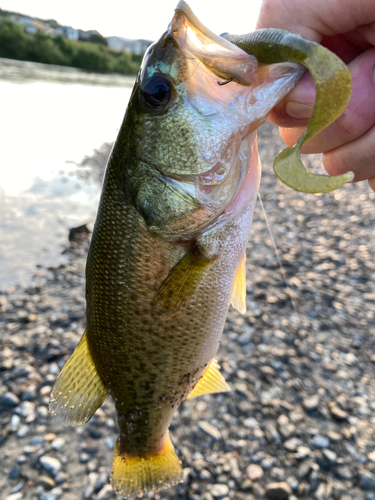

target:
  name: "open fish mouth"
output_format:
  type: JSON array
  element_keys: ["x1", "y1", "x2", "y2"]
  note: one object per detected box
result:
[
  {"x1": 173, "y1": 0, "x2": 258, "y2": 87},
  {"x1": 132, "y1": 0, "x2": 304, "y2": 235}
]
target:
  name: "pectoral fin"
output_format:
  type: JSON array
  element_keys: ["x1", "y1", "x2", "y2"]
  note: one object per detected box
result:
[
  {"x1": 153, "y1": 245, "x2": 214, "y2": 313},
  {"x1": 49, "y1": 331, "x2": 108, "y2": 425},
  {"x1": 187, "y1": 359, "x2": 230, "y2": 399},
  {"x1": 224, "y1": 29, "x2": 353, "y2": 193},
  {"x1": 230, "y1": 253, "x2": 246, "y2": 314}
]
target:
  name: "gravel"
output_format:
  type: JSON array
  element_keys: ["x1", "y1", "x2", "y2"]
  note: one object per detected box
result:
[{"x1": 0, "y1": 122, "x2": 374, "y2": 499}]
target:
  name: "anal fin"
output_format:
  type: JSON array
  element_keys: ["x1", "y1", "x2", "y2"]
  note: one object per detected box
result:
[
  {"x1": 153, "y1": 245, "x2": 214, "y2": 313},
  {"x1": 187, "y1": 359, "x2": 230, "y2": 399},
  {"x1": 230, "y1": 253, "x2": 247, "y2": 314},
  {"x1": 49, "y1": 331, "x2": 108, "y2": 425},
  {"x1": 112, "y1": 432, "x2": 182, "y2": 497}
]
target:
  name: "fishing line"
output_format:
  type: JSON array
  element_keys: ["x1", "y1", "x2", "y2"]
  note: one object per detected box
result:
[{"x1": 257, "y1": 192, "x2": 297, "y2": 312}]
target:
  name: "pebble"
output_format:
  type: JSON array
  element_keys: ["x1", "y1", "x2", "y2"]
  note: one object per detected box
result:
[
  {"x1": 10, "y1": 414, "x2": 21, "y2": 431},
  {"x1": 327, "y1": 431, "x2": 342, "y2": 442},
  {"x1": 286, "y1": 476, "x2": 299, "y2": 492},
  {"x1": 39, "y1": 456, "x2": 62, "y2": 476},
  {"x1": 95, "y1": 484, "x2": 116, "y2": 499},
  {"x1": 329, "y1": 402, "x2": 348, "y2": 421},
  {"x1": 21, "y1": 383, "x2": 38, "y2": 401},
  {"x1": 15, "y1": 401, "x2": 34, "y2": 418},
  {"x1": 5, "y1": 493, "x2": 23, "y2": 500},
  {"x1": 1, "y1": 392, "x2": 20, "y2": 408},
  {"x1": 10, "y1": 482, "x2": 24, "y2": 494},
  {"x1": 51, "y1": 437, "x2": 65, "y2": 450},
  {"x1": 30, "y1": 436, "x2": 44, "y2": 445},
  {"x1": 17, "y1": 425, "x2": 29, "y2": 438},
  {"x1": 200, "y1": 469, "x2": 212, "y2": 481},
  {"x1": 284, "y1": 438, "x2": 302, "y2": 451},
  {"x1": 298, "y1": 461, "x2": 312, "y2": 480},
  {"x1": 210, "y1": 484, "x2": 229, "y2": 498},
  {"x1": 243, "y1": 417, "x2": 259, "y2": 429},
  {"x1": 38, "y1": 476, "x2": 56, "y2": 490},
  {"x1": 246, "y1": 464, "x2": 264, "y2": 480},
  {"x1": 79, "y1": 452, "x2": 90, "y2": 464},
  {"x1": 265, "y1": 481, "x2": 293, "y2": 499},
  {"x1": 296, "y1": 446, "x2": 311, "y2": 460},
  {"x1": 40, "y1": 486, "x2": 63, "y2": 500},
  {"x1": 303, "y1": 395, "x2": 320, "y2": 411},
  {"x1": 313, "y1": 435, "x2": 330, "y2": 449},
  {"x1": 40, "y1": 385, "x2": 52, "y2": 397},
  {"x1": 198, "y1": 421, "x2": 221, "y2": 441},
  {"x1": 358, "y1": 470, "x2": 375, "y2": 491},
  {"x1": 336, "y1": 466, "x2": 354, "y2": 480},
  {"x1": 322, "y1": 448, "x2": 337, "y2": 463},
  {"x1": 9, "y1": 465, "x2": 20, "y2": 480},
  {"x1": 104, "y1": 436, "x2": 116, "y2": 450},
  {"x1": 54, "y1": 472, "x2": 69, "y2": 485},
  {"x1": 277, "y1": 415, "x2": 295, "y2": 439},
  {"x1": 44, "y1": 433, "x2": 57, "y2": 442}
]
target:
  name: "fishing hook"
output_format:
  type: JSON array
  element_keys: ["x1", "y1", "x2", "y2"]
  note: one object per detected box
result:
[{"x1": 218, "y1": 78, "x2": 234, "y2": 86}]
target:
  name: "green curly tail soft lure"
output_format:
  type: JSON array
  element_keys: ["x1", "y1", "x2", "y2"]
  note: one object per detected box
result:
[{"x1": 224, "y1": 29, "x2": 353, "y2": 193}]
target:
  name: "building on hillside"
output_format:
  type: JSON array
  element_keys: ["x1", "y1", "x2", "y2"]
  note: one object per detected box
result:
[
  {"x1": 78, "y1": 29, "x2": 90, "y2": 41},
  {"x1": 106, "y1": 36, "x2": 127, "y2": 51},
  {"x1": 107, "y1": 36, "x2": 152, "y2": 55},
  {"x1": 10, "y1": 14, "x2": 36, "y2": 33},
  {"x1": 79, "y1": 29, "x2": 102, "y2": 42},
  {"x1": 63, "y1": 26, "x2": 79, "y2": 40},
  {"x1": 131, "y1": 39, "x2": 153, "y2": 55},
  {"x1": 33, "y1": 19, "x2": 45, "y2": 32}
]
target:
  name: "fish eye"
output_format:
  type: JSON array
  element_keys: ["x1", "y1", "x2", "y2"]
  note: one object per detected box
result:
[{"x1": 141, "y1": 76, "x2": 173, "y2": 109}]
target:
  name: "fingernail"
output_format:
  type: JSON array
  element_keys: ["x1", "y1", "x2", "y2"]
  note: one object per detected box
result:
[{"x1": 285, "y1": 101, "x2": 313, "y2": 119}]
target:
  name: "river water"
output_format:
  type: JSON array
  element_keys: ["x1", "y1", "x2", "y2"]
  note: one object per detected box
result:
[{"x1": 0, "y1": 58, "x2": 135, "y2": 290}]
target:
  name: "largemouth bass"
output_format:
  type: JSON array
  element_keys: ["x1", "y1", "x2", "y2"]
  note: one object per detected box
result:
[{"x1": 50, "y1": 1, "x2": 352, "y2": 497}]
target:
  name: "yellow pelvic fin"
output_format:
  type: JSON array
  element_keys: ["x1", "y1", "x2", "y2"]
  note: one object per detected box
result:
[
  {"x1": 230, "y1": 253, "x2": 247, "y2": 314},
  {"x1": 187, "y1": 359, "x2": 231, "y2": 399},
  {"x1": 111, "y1": 432, "x2": 182, "y2": 498},
  {"x1": 153, "y1": 245, "x2": 213, "y2": 313},
  {"x1": 49, "y1": 331, "x2": 108, "y2": 425}
]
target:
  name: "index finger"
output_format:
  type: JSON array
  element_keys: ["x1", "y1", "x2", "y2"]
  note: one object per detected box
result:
[{"x1": 257, "y1": 0, "x2": 375, "y2": 41}]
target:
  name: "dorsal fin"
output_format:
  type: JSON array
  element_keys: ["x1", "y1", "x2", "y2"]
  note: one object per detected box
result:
[
  {"x1": 187, "y1": 359, "x2": 230, "y2": 399},
  {"x1": 230, "y1": 253, "x2": 247, "y2": 314}
]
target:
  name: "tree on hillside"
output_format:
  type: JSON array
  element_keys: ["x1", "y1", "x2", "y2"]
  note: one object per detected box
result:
[
  {"x1": 90, "y1": 33, "x2": 107, "y2": 46},
  {"x1": 0, "y1": 20, "x2": 27, "y2": 60}
]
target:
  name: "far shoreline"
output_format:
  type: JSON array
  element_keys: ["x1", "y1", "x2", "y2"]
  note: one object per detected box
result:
[{"x1": 0, "y1": 56, "x2": 137, "y2": 88}]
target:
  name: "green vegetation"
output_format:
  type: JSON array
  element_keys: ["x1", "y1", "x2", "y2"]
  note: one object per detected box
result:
[{"x1": 0, "y1": 20, "x2": 142, "y2": 75}]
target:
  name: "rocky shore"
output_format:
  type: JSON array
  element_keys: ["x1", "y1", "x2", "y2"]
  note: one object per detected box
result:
[{"x1": 1, "y1": 122, "x2": 374, "y2": 500}]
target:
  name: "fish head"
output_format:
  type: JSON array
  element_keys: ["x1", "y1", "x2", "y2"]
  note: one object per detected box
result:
[{"x1": 123, "y1": 1, "x2": 303, "y2": 237}]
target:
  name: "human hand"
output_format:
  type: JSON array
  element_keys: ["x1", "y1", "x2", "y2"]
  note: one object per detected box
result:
[{"x1": 256, "y1": 0, "x2": 375, "y2": 191}]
